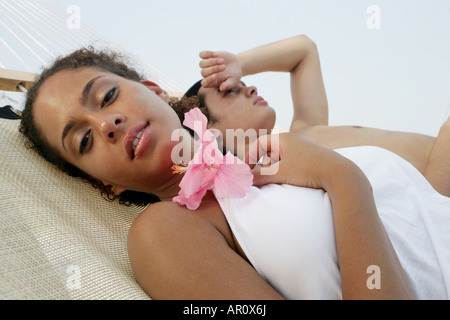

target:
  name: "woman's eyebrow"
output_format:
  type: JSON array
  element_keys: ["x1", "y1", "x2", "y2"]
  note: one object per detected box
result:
[{"x1": 80, "y1": 75, "x2": 104, "y2": 106}]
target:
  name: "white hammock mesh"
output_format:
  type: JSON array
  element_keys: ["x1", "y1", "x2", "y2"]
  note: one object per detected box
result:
[
  {"x1": 0, "y1": 0, "x2": 185, "y2": 106},
  {"x1": 0, "y1": 0, "x2": 188, "y2": 300}
]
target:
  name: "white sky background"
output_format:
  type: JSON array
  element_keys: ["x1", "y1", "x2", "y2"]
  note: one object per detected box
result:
[{"x1": 16, "y1": 1, "x2": 450, "y2": 135}]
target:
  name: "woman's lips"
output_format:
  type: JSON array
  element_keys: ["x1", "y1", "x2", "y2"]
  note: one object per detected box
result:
[
  {"x1": 124, "y1": 122, "x2": 151, "y2": 160},
  {"x1": 254, "y1": 96, "x2": 267, "y2": 106},
  {"x1": 133, "y1": 124, "x2": 152, "y2": 160}
]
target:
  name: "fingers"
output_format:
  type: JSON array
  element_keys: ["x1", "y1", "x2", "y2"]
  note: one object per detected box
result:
[
  {"x1": 201, "y1": 74, "x2": 218, "y2": 88},
  {"x1": 200, "y1": 64, "x2": 225, "y2": 80},
  {"x1": 251, "y1": 166, "x2": 275, "y2": 186},
  {"x1": 251, "y1": 162, "x2": 283, "y2": 186},
  {"x1": 202, "y1": 74, "x2": 237, "y2": 92},
  {"x1": 199, "y1": 50, "x2": 217, "y2": 59},
  {"x1": 245, "y1": 134, "x2": 281, "y2": 169},
  {"x1": 245, "y1": 135, "x2": 268, "y2": 169},
  {"x1": 199, "y1": 51, "x2": 224, "y2": 76},
  {"x1": 219, "y1": 78, "x2": 238, "y2": 92},
  {"x1": 199, "y1": 57, "x2": 224, "y2": 69},
  {"x1": 199, "y1": 52, "x2": 225, "y2": 88}
]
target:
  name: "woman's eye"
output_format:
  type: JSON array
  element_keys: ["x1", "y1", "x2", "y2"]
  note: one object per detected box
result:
[
  {"x1": 102, "y1": 87, "x2": 118, "y2": 107},
  {"x1": 79, "y1": 129, "x2": 92, "y2": 155},
  {"x1": 223, "y1": 89, "x2": 234, "y2": 96}
]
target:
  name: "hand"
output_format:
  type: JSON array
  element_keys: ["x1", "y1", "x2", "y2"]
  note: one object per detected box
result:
[
  {"x1": 245, "y1": 133, "x2": 348, "y2": 190},
  {"x1": 199, "y1": 51, "x2": 243, "y2": 92}
]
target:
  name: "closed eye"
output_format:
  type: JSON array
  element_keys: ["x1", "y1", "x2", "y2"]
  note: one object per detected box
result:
[
  {"x1": 223, "y1": 88, "x2": 234, "y2": 96},
  {"x1": 221, "y1": 81, "x2": 246, "y2": 97}
]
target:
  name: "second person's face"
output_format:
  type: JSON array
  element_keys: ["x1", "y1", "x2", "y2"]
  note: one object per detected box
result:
[{"x1": 198, "y1": 82, "x2": 276, "y2": 154}]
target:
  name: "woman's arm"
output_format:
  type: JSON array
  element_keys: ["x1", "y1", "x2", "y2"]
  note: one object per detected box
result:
[
  {"x1": 128, "y1": 133, "x2": 413, "y2": 300},
  {"x1": 325, "y1": 159, "x2": 413, "y2": 299},
  {"x1": 423, "y1": 117, "x2": 450, "y2": 197},
  {"x1": 247, "y1": 133, "x2": 414, "y2": 299},
  {"x1": 127, "y1": 200, "x2": 284, "y2": 300},
  {"x1": 199, "y1": 35, "x2": 328, "y2": 131}
]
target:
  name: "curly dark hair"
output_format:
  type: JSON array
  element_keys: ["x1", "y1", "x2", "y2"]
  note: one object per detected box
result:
[
  {"x1": 19, "y1": 46, "x2": 163, "y2": 207},
  {"x1": 170, "y1": 79, "x2": 218, "y2": 137}
]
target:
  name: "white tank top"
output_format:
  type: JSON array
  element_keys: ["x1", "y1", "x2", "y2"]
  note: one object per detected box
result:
[{"x1": 216, "y1": 146, "x2": 450, "y2": 299}]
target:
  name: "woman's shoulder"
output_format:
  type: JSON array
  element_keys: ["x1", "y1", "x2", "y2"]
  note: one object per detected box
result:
[
  {"x1": 129, "y1": 199, "x2": 223, "y2": 237},
  {"x1": 129, "y1": 201, "x2": 191, "y2": 235},
  {"x1": 134, "y1": 198, "x2": 222, "y2": 222},
  {"x1": 128, "y1": 198, "x2": 235, "y2": 251},
  {"x1": 127, "y1": 201, "x2": 202, "y2": 259},
  {"x1": 142, "y1": 200, "x2": 185, "y2": 215}
]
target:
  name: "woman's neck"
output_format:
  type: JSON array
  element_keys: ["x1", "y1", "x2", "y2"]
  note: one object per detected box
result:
[
  {"x1": 154, "y1": 129, "x2": 196, "y2": 202},
  {"x1": 157, "y1": 171, "x2": 184, "y2": 202}
]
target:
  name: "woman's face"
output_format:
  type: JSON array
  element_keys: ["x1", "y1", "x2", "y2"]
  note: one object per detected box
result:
[
  {"x1": 198, "y1": 82, "x2": 276, "y2": 152},
  {"x1": 33, "y1": 67, "x2": 183, "y2": 195}
]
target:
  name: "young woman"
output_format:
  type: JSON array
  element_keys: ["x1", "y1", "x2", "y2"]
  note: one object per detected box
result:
[
  {"x1": 183, "y1": 34, "x2": 450, "y2": 197},
  {"x1": 19, "y1": 47, "x2": 449, "y2": 300}
]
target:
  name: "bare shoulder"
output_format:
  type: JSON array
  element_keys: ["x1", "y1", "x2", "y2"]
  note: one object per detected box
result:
[
  {"x1": 127, "y1": 200, "x2": 280, "y2": 299},
  {"x1": 127, "y1": 197, "x2": 237, "y2": 272},
  {"x1": 128, "y1": 201, "x2": 218, "y2": 247},
  {"x1": 128, "y1": 202, "x2": 179, "y2": 241},
  {"x1": 128, "y1": 198, "x2": 233, "y2": 247},
  {"x1": 130, "y1": 201, "x2": 186, "y2": 228}
]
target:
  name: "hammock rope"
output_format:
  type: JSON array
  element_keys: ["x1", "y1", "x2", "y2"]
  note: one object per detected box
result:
[{"x1": 0, "y1": 0, "x2": 185, "y2": 100}]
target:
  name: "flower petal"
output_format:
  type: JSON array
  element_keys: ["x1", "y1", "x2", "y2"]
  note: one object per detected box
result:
[
  {"x1": 173, "y1": 110, "x2": 254, "y2": 210},
  {"x1": 178, "y1": 163, "x2": 205, "y2": 198},
  {"x1": 183, "y1": 108, "x2": 207, "y2": 138},
  {"x1": 213, "y1": 153, "x2": 253, "y2": 198},
  {"x1": 173, "y1": 186, "x2": 209, "y2": 210},
  {"x1": 174, "y1": 165, "x2": 217, "y2": 210},
  {"x1": 202, "y1": 138, "x2": 223, "y2": 166}
]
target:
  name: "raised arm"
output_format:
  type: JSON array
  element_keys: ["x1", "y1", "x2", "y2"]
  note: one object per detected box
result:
[
  {"x1": 247, "y1": 133, "x2": 414, "y2": 300},
  {"x1": 200, "y1": 35, "x2": 329, "y2": 131}
]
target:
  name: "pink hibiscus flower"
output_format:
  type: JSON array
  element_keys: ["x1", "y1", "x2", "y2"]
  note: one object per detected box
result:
[{"x1": 172, "y1": 108, "x2": 253, "y2": 210}]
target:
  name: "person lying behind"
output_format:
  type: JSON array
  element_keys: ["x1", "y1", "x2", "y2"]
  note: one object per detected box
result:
[
  {"x1": 16, "y1": 49, "x2": 413, "y2": 299},
  {"x1": 180, "y1": 35, "x2": 450, "y2": 197}
]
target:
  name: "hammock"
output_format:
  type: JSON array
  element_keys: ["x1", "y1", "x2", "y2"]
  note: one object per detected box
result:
[
  {"x1": 0, "y1": 0, "x2": 186, "y2": 300},
  {"x1": 0, "y1": 0, "x2": 185, "y2": 106}
]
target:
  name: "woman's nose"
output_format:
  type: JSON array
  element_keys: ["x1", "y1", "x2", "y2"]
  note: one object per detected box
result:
[
  {"x1": 94, "y1": 113, "x2": 126, "y2": 142},
  {"x1": 245, "y1": 86, "x2": 257, "y2": 97}
]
